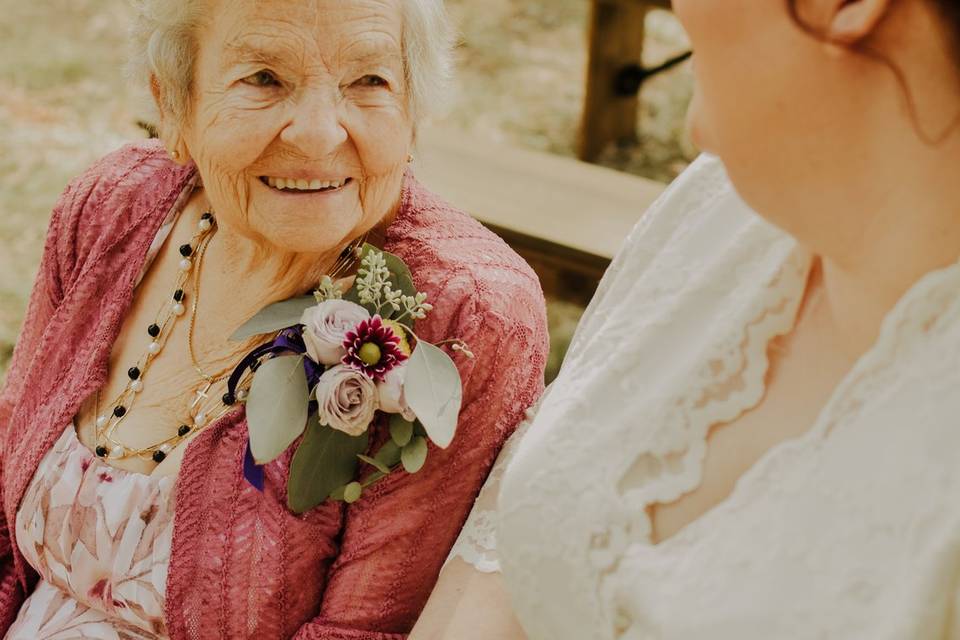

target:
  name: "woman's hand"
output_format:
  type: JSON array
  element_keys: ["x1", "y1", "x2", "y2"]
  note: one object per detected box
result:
[{"x1": 410, "y1": 558, "x2": 528, "y2": 640}]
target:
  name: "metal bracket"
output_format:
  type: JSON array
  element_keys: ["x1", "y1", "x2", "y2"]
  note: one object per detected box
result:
[{"x1": 613, "y1": 50, "x2": 692, "y2": 97}]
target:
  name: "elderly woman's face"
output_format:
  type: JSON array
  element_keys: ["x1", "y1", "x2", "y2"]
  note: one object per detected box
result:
[{"x1": 182, "y1": 0, "x2": 412, "y2": 255}]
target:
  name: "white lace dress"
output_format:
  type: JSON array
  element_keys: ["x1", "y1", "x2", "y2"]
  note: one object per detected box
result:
[{"x1": 446, "y1": 154, "x2": 960, "y2": 639}]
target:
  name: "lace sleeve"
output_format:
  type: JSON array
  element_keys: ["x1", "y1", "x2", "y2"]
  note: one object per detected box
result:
[
  {"x1": 442, "y1": 157, "x2": 729, "y2": 576},
  {"x1": 444, "y1": 396, "x2": 542, "y2": 574}
]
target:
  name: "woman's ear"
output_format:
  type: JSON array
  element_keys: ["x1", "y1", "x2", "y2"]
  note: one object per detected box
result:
[
  {"x1": 149, "y1": 74, "x2": 164, "y2": 116},
  {"x1": 794, "y1": 0, "x2": 893, "y2": 44},
  {"x1": 827, "y1": 0, "x2": 893, "y2": 44},
  {"x1": 150, "y1": 74, "x2": 190, "y2": 165}
]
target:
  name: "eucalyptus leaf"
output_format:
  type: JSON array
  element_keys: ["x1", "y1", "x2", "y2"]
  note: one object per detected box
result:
[
  {"x1": 231, "y1": 296, "x2": 316, "y2": 341},
  {"x1": 401, "y1": 436, "x2": 429, "y2": 474},
  {"x1": 287, "y1": 415, "x2": 370, "y2": 514},
  {"x1": 357, "y1": 454, "x2": 392, "y2": 475},
  {"x1": 247, "y1": 355, "x2": 310, "y2": 465},
  {"x1": 389, "y1": 414, "x2": 414, "y2": 448},
  {"x1": 404, "y1": 342, "x2": 463, "y2": 449},
  {"x1": 374, "y1": 440, "x2": 403, "y2": 468},
  {"x1": 413, "y1": 420, "x2": 428, "y2": 438}
]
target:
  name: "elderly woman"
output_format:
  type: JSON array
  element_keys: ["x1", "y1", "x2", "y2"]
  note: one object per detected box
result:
[{"x1": 0, "y1": 1, "x2": 548, "y2": 638}]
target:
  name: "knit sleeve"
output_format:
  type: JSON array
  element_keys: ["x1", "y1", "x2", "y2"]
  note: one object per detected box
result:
[
  {"x1": 0, "y1": 141, "x2": 186, "y2": 435},
  {"x1": 0, "y1": 452, "x2": 24, "y2": 632},
  {"x1": 0, "y1": 176, "x2": 78, "y2": 631},
  {"x1": 0, "y1": 192, "x2": 72, "y2": 435},
  {"x1": 292, "y1": 293, "x2": 548, "y2": 639}
]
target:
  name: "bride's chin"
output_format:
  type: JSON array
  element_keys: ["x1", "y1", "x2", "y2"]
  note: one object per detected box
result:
[{"x1": 685, "y1": 94, "x2": 712, "y2": 154}]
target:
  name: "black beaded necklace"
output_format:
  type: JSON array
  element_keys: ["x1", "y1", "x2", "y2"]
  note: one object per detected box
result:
[
  {"x1": 92, "y1": 211, "x2": 253, "y2": 464},
  {"x1": 91, "y1": 211, "x2": 373, "y2": 465}
]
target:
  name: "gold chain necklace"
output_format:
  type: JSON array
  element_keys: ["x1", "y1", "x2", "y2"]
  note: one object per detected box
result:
[
  {"x1": 93, "y1": 215, "x2": 369, "y2": 464},
  {"x1": 181, "y1": 227, "x2": 238, "y2": 427},
  {"x1": 92, "y1": 211, "x2": 251, "y2": 463}
]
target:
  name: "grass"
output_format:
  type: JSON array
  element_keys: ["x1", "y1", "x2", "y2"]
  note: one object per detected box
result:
[{"x1": 0, "y1": 0, "x2": 693, "y2": 381}]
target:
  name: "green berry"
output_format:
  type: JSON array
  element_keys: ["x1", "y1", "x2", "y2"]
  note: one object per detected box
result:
[{"x1": 344, "y1": 482, "x2": 363, "y2": 504}]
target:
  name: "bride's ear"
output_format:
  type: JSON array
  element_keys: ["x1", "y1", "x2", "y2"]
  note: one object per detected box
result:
[
  {"x1": 793, "y1": 0, "x2": 893, "y2": 44},
  {"x1": 826, "y1": 0, "x2": 893, "y2": 44}
]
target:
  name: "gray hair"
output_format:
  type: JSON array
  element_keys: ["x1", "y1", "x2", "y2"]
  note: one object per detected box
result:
[{"x1": 129, "y1": 0, "x2": 455, "y2": 124}]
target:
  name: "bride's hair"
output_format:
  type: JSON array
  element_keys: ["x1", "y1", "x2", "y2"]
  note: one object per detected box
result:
[
  {"x1": 787, "y1": 0, "x2": 960, "y2": 144},
  {"x1": 930, "y1": 2, "x2": 960, "y2": 61}
]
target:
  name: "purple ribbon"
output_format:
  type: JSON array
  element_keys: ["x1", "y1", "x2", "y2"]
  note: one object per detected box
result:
[
  {"x1": 243, "y1": 442, "x2": 264, "y2": 491},
  {"x1": 235, "y1": 325, "x2": 326, "y2": 492}
]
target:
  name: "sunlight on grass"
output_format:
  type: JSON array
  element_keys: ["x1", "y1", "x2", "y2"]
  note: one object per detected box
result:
[{"x1": 0, "y1": 0, "x2": 144, "y2": 380}]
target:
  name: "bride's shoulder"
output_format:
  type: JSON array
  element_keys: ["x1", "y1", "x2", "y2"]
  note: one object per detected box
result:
[
  {"x1": 656, "y1": 152, "x2": 733, "y2": 209},
  {"x1": 620, "y1": 153, "x2": 754, "y2": 255},
  {"x1": 595, "y1": 153, "x2": 793, "y2": 295}
]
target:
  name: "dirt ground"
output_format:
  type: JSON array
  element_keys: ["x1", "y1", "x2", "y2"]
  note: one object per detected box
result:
[{"x1": 0, "y1": 0, "x2": 694, "y2": 380}]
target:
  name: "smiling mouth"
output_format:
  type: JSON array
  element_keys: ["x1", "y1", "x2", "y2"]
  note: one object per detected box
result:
[{"x1": 260, "y1": 176, "x2": 353, "y2": 193}]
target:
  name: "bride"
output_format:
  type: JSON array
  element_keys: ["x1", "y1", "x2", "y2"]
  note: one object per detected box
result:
[{"x1": 412, "y1": 0, "x2": 960, "y2": 638}]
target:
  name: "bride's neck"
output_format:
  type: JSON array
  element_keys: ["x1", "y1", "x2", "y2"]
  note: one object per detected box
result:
[{"x1": 814, "y1": 138, "x2": 960, "y2": 359}]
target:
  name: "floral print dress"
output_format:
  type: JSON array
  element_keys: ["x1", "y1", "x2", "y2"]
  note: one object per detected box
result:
[{"x1": 6, "y1": 426, "x2": 175, "y2": 639}]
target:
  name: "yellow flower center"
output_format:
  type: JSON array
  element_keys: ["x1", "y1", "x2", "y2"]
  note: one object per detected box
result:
[
  {"x1": 382, "y1": 319, "x2": 412, "y2": 356},
  {"x1": 358, "y1": 342, "x2": 382, "y2": 366}
]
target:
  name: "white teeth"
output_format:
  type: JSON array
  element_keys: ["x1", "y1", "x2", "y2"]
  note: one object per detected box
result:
[{"x1": 265, "y1": 177, "x2": 349, "y2": 191}]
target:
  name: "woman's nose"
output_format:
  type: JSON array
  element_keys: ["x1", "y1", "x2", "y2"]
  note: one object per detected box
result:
[{"x1": 279, "y1": 89, "x2": 349, "y2": 154}]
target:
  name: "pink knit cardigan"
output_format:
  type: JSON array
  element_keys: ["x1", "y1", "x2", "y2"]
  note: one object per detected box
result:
[{"x1": 0, "y1": 141, "x2": 548, "y2": 639}]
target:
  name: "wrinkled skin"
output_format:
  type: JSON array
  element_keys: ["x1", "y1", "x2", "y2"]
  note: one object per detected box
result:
[{"x1": 175, "y1": 0, "x2": 413, "y2": 257}]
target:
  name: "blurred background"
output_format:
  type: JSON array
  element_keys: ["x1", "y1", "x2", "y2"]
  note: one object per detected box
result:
[{"x1": 0, "y1": 0, "x2": 694, "y2": 383}]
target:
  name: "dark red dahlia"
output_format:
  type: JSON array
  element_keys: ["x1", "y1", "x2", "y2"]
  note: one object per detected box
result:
[{"x1": 342, "y1": 315, "x2": 408, "y2": 381}]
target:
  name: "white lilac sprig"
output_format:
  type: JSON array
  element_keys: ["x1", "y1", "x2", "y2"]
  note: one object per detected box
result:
[
  {"x1": 356, "y1": 250, "x2": 392, "y2": 307},
  {"x1": 395, "y1": 292, "x2": 434, "y2": 323},
  {"x1": 314, "y1": 275, "x2": 344, "y2": 302}
]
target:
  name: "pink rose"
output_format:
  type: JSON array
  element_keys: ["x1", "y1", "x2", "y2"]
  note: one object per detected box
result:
[
  {"x1": 377, "y1": 363, "x2": 417, "y2": 422},
  {"x1": 315, "y1": 365, "x2": 379, "y2": 436},
  {"x1": 301, "y1": 300, "x2": 370, "y2": 365}
]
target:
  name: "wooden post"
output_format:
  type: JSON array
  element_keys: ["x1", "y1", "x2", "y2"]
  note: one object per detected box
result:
[{"x1": 578, "y1": 0, "x2": 649, "y2": 162}]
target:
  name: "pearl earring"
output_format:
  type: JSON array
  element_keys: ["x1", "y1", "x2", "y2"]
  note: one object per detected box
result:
[
  {"x1": 407, "y1": 154, "x2": 414, "y2": 164},
  {"x1": 170, "y1": 149, "x2": 181, "y2": 161}
]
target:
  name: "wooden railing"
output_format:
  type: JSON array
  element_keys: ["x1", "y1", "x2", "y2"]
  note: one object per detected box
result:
[{"x1": 416, "y1": 127, "x2": 665, "y2": 306}]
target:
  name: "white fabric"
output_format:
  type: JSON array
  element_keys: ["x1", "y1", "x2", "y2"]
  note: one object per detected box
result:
[
  {"x1": 444, "y1": 399, "x2": 542, "y2": 573},
  {"x1": 451, "y1": 154, "x2": 960, "y2": 639},
  {"x1": 135, "y1": 174, "x2": 198, "y2": 287}
]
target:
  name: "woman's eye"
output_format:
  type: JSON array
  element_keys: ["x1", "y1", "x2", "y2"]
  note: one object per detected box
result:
[
  {"x1": 353, "y1": 75, "x2": 388, "y2": 89},
  {"x1": 242, "y1": 70, "x2": 281, "y2": 88}
]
